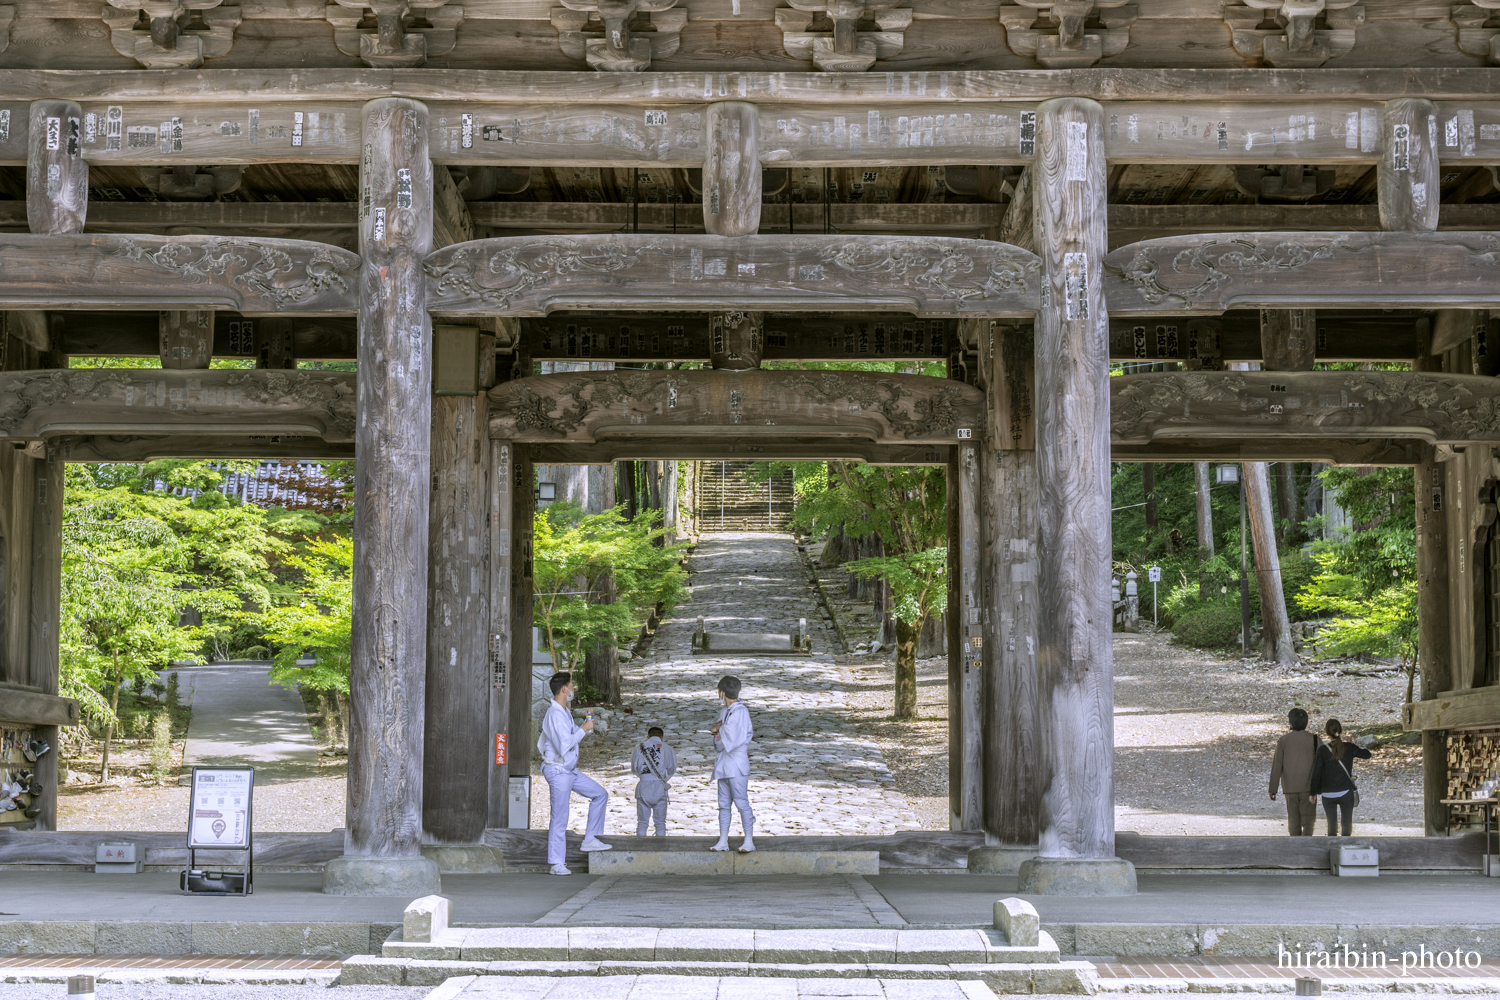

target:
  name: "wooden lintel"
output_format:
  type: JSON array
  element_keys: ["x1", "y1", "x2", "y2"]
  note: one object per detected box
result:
[
  {"x1": 1404, "y1": 686, "x2": 1500, "y2": 731},
  {"x1": 529, "y1": 441, "x2": 953, "y2": 465},
  {"x1": 56, "y1": 312, "x2": 357, "y2": 361},
  {"x1": 1111, "y1": 440, "x2": 1423, "y2": 466},
  {"x1": 57, "y1": 435, "x2": 355, "y2": 463},
  {"x1": 1104, "y1": 232, "x2": 1500, "y2": 316},
  {"x1": 0, "y1": 369, "x2": 355, "y2": 444},
  {"x1": 0, "y1": 235, "x2": 360, "y2": 314},
  {"x1": 1113, "y1": 370, "x2": 1500, "y2": 450},
  {"x1": 525, "y1": 313, "x2": 954, "y2": 362},
  {"x1": 5, "y1": 68, "x2": 1500, "y2": 105},
  {"x1": 1108, "y1": 312, "x2": 1422, "y2": 363},
  {"x1": 428, "y1": 235, "x2": 1039, "y2": 317},
  {"x1": 488, "y1": 368, "x2": 984, "y2": 446}
]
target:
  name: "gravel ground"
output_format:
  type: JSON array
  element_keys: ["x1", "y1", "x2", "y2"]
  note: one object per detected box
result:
[{"x1": 58, "y1": 773, "x2": 347, "y2": 832}]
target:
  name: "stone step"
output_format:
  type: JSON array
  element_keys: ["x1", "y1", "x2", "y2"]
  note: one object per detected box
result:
[
  {"x1": 381, "y1": 926, "x2": 1060, "y2": 966},
  {"x1": 588, "y1": 850, "x2": 879, "y2": 875},
  {"x1": 344, "y1": 956, "x2": 1091, "y2": 993}
]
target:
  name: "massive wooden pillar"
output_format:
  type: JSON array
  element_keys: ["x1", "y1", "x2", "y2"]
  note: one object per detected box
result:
[
  {"x1": 1020, "y1": 98, "x2": 1135, "y2": 895},
  {"x1": 20, "y1": 100, "x2": 85, "y2": 833},
  {"x1": 947, "y1": 435, "x2": 982, "y2": 831},
  {"x1": 326, "y1": 98, "x2": 440, "y2": 895},
  {"x1": 970, "y1": 322, "x2": 1042, "y2": 872},
  {"x1": 506, "y1": 447, "x2": 536, "y2": 826},
  {"x1": 1379, "y1": 98, "x2": 1450, "y2": 834},
  {"x1": 160, "y1": 311, "x2": 214, "y2": 370},
  {"x1": 422, "y1": 327, "x2": 500, "y2": 864},
  {"x1": 704, "y1": 102, "x2": 760, "y2": 238}
]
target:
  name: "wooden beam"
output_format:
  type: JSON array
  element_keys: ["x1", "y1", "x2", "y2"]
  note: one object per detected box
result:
[
  {"x1": 1031, "y1": 97, "x2": 1116, "y2": 866},
  {"x1": 345, "y1": 97, "x2": 434, "y2": 871},
  {"x1": 426, "y1": 235, "x2": 1040, "y2": 317},
  {"x1": 1110, "y1": 439, "x2": 1423, "y2": 465},
  {"x1": 27, "y1": 100, "x2": 86, "y2": 236},
  {"x1": 1108, "y1": 313, "x2": 1422, "y2": 364},
  {"x1": 524, "y1": 313, "x2": 954, "y2": 362},
  {"x1": 487, "y1": 368, "x2": 983, "y2": 446},
  {"x1": 1107, "y1": 205, "x2": 1500, "y2": 249},
  {"x1": 0, "y1": 369, "x2": 355, "y2": 444},
  {"x1": 9, "y1": 68, "x2": 1500, "y2": 105},
  {"x1": 1103, "y1": 232, "x2": 1500, "y2": 316},
  {"x1": 525, "y1": 440, "x2": 954, "y2": 464},
  {"x1": 0, "y1": 235, "x2": 359, "y2": 314},
  {"x1": 57, "y1": 435, "x2": 355, "y2": 462},
  {"x1": 0, "y1": 684, "x2": 78, "y2": 727},
  {"x1": 468, "y1": 202, "x2": 1005, "y2": 235},
  {"x1": 1112, "y1": 370, "x2": 1500, "y2": 448},
  {"x1": 1404, "y1": 685, "x2": 1500, "y2": 731}
]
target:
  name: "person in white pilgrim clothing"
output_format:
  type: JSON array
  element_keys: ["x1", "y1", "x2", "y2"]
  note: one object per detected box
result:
[
  {"x1": 709, "y1": 674, "x2": 755, "y2": 853},
  {"x1": 538, "y1": 671, "x2": 611, "y2": 875},
  {"x1": 631, "y1": 726, "x2": 677, "y2": 836}
]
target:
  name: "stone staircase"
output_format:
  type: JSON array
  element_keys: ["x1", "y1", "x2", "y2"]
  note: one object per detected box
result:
[
  {"x1": 341, "y1": 894, "x2": 1092, "y2": 994},
  {"x1": 695, "y1": 461, "x2": 795, "y2": 531}
]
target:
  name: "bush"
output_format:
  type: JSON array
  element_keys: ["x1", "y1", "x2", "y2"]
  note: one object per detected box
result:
[
  {"x1": 149, "y1": 712, "x2": 173, "y2": 776},
  {"x1": 1171, "y1": 600, "x2": 1244, "y2": 649}
]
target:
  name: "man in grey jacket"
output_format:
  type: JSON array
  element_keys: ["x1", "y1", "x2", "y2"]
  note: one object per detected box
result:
[{"x1": 1269, "y1": 707, "x2": 1321, "y2": 836}]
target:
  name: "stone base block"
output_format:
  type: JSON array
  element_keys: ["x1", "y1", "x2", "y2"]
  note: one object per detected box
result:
[
  {"x1": 968, "y1": 846, "x2": 1038, "y2": 875},
  {"x1": 420, "y1": 844, "x2": 504, "y2": 873},
  {"x1": 321, "y1": 855, "x2": 441, "y2": 896},
  {"x1": 1017, "y1": 856, "x2": 1137, "y2": 896},
  {"x1": 588, "y1": 850, "x2": 879, "y2": 875}
]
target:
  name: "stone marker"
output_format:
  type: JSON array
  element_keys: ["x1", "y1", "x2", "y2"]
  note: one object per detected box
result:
[
  {"x1": 994, "y1": 896, "x2": 1040, "y2": 947},
  {"x1": 404, "y1": 895, "x2": 450, "y2": 944}
]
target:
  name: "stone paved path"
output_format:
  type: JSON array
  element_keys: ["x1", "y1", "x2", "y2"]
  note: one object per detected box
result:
[
  {"x1": 437, "y1": 976, "x2": 1000, "y2": 1000},
  {"x1": 544, "y1": 532, "x2": 918, "y2": 838},
  {"x1": 172, "y1": 661, "x2": 321, "y2": 783}
]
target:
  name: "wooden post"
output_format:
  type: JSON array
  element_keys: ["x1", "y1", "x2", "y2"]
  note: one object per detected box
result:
[
  {"x1": 703, "y1": 102, "x2": 760, "y2": 238},
  {"x1": 709, "y1": 311, "x2": 764, "y2": 371},
  {"x1": 26, "y1": 444, "x2": 63, "y2": 832},
  {"x1": 1379, "y1": 98, "x2": 1448, "y2": 834},
  {"x1": 1260, "y1": 309, "x2": 1316, "y2": 371},
  {"x1": 422, "y1": 327, "x2": 495, "y2": 855},
  {"x1": 1021, "y1": 98, "x2": 1134, "y2": 894},
  {"x1": 1195, "y1": 462, "x2": 1214, "y2": 597},
  {"x1": 159, "y1": 311, "x2": 214, "y2": 370},
  {"x1": 1231, "y1": 352, "x2": 1295, "y2": 667},
  {"x1": 27, "y1": 100, "x2": 86, "y2": 236},
  {"x1": 664, "y1": 459, "x2": 679, "y2": 543},
  {"x1": 947, "y1": 438, "x2": 983, "y2": 831},
  {"x1": 489, "y1": 437, "x2": 515, "y2": 829},
  {"x1": 507, "y1": 447, "x2": 536, "y2": 826},
  {"x1": 326, "y1": 97, "x2": 439, "y2": 895},
  {"x1": 969, "y1": 322, "x2": 1042, "y2": 873}
]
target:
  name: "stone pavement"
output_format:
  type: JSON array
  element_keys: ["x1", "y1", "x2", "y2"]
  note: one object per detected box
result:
[
  {"x1": 542, "y1": 532, "x2": 917, "y2": 838},
  {"x1": 170, "y1": 661, "x2": 321, "y2": 783},
  {"x1": 427, "y1": 976, "x2": 1001, "y2": 1000}
]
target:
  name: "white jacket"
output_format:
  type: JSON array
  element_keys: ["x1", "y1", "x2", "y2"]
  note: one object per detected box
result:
[
  {"x1": 538, "y1": 700, "x2": 586, "y2": 769},
  {"x1": 713, "y1": 701, "x2": 753, "y2": 779},
  {"x1": 632, "y1": 736, "x2": 677, "y2": 805}
]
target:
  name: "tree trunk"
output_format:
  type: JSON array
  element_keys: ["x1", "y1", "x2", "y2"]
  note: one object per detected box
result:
[
  {"x1": 1275, "y1": 462, "x2": 1299, "y2": 545},
  {"x1": 1195, "y1": 461, "x2": 1215, "y2": 598},
  {"x1": 102, "y1": 653, "x2": 121, "y2": 783},
  {"x1": 618, "y1": 460, "x2": 637, "y2": 520},
  {"x1": 1143, "y1": 463, "x2": 1157, "y2": 533},
  {"x1": 894, "y1": 616, "x2": 918, "y2": 720},
  {"x1": 1243, "y1": 460, "x2": 1297, "y2": 666}
]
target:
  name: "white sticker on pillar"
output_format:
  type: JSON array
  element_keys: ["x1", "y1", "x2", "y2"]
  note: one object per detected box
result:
[
  {"x1": 1066, "y1": 121, "x2": 1088, "y2": 181},
  {"x1": 396, "y1": 168, "x2": 413, "y2": 209},
  {"x1": 1391, "y1": 123, "x2": 1409, "y2": 171},
  {"x1": 1359, "y1": 108, "x2": 1377, "y2": 153},
  {"x1": 45, "y1": 117, "x2": 60, "y2": 151},
  {"x1": 1063, "y1": 252, "x2": 1088, "y2": 321},
  {"x1": 373, "y1": 206, "x2": 387, "y2": 242},
  {"x1": 1019, "y1": 111, "x2": 1035, "y2": 157},
  {"x1": 1460, "y1": 109, "x2": 1476, "y2": 156}
]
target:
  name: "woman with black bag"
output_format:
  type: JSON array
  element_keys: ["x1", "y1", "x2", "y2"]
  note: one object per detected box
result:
[{"x1": 1310, "y1": 718, "x2": 1372, "y2": 837}]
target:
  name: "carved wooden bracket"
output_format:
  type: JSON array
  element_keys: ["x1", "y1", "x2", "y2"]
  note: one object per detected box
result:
[
  {"x1": 1223, "y1": 0, "x2": 1363, "y2": 67},
  {"x1": 1454, "y1": 0, "x2": 1500, "y2": 64},
  {"x1": 999, "y1": 0, "x2": 1135, "y2": 68},
  {"x1": 0, "y1": 7, "x2": 15, "y2": 56},
  {"x1": 775, "y1": 1, "x2": 910, "y2": 72},
  {"x1": 101, "y1": 1, "x2": 241, "y2": 69},
  {"x1": 550, "y1": 0, "x2": 685, "y2": 72},
  {"x1": 326, "y1": 1, "x2": 461, "y2": 68}
]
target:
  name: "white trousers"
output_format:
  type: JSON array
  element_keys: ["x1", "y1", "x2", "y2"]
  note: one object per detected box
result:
[
  {"x1": 542, "y1": 763, "x2": 608, "y2": 866},
  {"x1": 635, "y1": 785, "x2": 669, "y2": 836},
  {"x1": 717, "y1": 775, "x2": 754, "y2": 839}
]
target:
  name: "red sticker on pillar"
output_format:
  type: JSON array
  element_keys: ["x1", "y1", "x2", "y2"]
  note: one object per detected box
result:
[{"x1": 495, "y1": 733, "x2": 507, "y2": 765}]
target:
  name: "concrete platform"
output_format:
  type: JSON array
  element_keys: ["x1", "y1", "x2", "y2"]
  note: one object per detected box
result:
[{"x1": 587, "y1": 851, "x2": 880, "y2": 875}]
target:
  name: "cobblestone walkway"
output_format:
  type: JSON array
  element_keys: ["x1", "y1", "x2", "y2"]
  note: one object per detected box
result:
[{"x1": 546, "y1": 532, "x2": 918, "y2": 838}]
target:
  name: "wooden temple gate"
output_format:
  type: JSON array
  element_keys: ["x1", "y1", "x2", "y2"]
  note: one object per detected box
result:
[{"x1": 0, "y1": 70, "x2": 1496, "y2": 892}]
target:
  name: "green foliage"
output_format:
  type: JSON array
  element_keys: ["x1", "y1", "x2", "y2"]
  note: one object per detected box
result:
[
  {"x1": 533, "y1": 502, "x2": 687, "y2": 672},
  {"x1": 1171, "y1": 599, "x2": 1246, "y2": 649},
  {"x1": 768, "y1": 461, "x2": 947, "y2": 557},
  {"x1": 846, "y1": 547, "x2": 948, "y2": 627},
  {"x1": 149, "y1": 711, "x2": 173, "y2": 777},
  {"x1": 262, "y1": 536, "x2": 354, "y2": 694}
]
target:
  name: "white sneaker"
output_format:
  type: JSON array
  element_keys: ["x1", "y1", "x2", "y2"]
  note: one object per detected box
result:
[
  {"x1": 580, "y1": 838, "x2": 612, "y2": 852},
  {"x1": 709, "y1": 840, "x2": 730, "y2": 852},
  {"x1": 550, "y1": 864, "x2": 572, "y2": 876},
  {"x1": 738, "y1": 840, "x2": 755, "y2": 853}
]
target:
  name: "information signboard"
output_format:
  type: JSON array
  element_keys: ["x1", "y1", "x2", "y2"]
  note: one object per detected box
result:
[{"x1": 187, "y1": 766, "x2": 253, "y2": 850}]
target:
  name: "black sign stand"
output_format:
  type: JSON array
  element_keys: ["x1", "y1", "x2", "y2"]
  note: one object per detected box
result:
[{"x1": 181, "y1": 765, "x2": 254, "y2": 896}]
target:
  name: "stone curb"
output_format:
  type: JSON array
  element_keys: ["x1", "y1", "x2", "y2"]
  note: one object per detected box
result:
[
  {"x1": 0, "y1": 969, "x2": 340, "y2": 986},
  {"x1": 1098, "y1": 977, "x2": 1500, "y2": 994},
  {"x1": 1043, "y1": 923, "x2": 1500, "y2": 958}
]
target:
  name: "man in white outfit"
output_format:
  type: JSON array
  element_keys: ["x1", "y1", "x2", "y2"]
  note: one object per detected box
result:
[
  {"x1": 710, "y1": 674, "x2": 755, "y2": 853},
  {"x1": 538, "y1": 671, "x2": 611, "y2": 875},
  {"x1": 631, "y1": 726, "x2": 677, "y2": 836}
]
